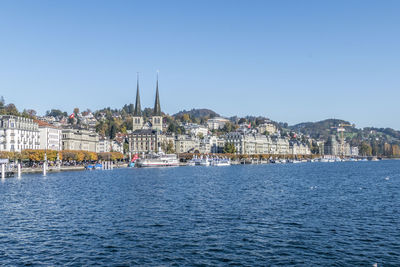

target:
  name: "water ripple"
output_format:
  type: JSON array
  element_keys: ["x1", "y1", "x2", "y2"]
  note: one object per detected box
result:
[{"x1": 0, "y1": 161, "x2": 399, "y2": 265}]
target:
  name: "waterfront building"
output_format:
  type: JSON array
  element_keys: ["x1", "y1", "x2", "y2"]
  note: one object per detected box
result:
[
  {"x1": 207, "y1": 117, "x2": 230, "y2": 130},
  {"x1": 324, "y1": 136, "x2": 339, "y2": 156},
  {"x1": 62, "y1": 128, "x2": 99, "y2": 152},
  {"x1": 351, "y1": 146, "x2": 359, "y2": 156},
  {"x1": 324, "y1": 135, "x2": 351, "y2": 156},
  {"x1": 198, "y1": 135, "x2": 225, "y2": 154},
  {"x1": 128, "y1": 129, "x2": 159, "y2": 154},
  {"x1": 210, "y1": 136, "x2": 225, "y2": 153},
  {"x1": 225, "y1": 131, "x2": 292, "y2": 155},
  {"x1": 175, "y1": 134, "x2": 200, "y2": 153},
  {"x1": 98, "y1": 137, "x2": 111, "y2": 153},
  {"x1": 269, "y1": 136, "x2": 290, "y2": 155},
  {"x1": 289, "y1": 140, "x2": 311, "y2": 155},
  {"x1": 0, "y1": 115, "x2": 40, "y2": 152},
  {"x1": 36, "y1": 120, "x2": 62, "y2": 151},
  {"x1": 225, "y1": 132, "x2": 268, "y2": 154},
  {"x1": 225, "y1": 132, "x2": 259, "y2": 154},
  {"x1": 111, "y1": 140, "x2": 124, "y2": 153}
]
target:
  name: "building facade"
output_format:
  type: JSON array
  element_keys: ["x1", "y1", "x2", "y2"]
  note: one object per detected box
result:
[
  {"x1": 128, "y1": 129, "x2": 160, "y2": 154},
  {"x1": 0, "y1": 115, "x2": 40, "y2": 152},
  {"x1": 37, "y1": 120, "x2": 62, "y2": 151},
  {"x1": 225, "y1": 132, "x2": 292, "y2": 155},
  {"x1": 324, "y1": 135, "x2": 351, "y2": 156},
  {"x1": 257, "y1": 122, "x2": 277, "y2": 135},
  {"x1": 98, "y1": 137, "x2": 111, "y2": 153},
  {"x1": 184, "y1": 123, "x2": 209, "y2": 137},
  {"x1": 62, "y1": 128, "x2": 99, "y2": 152},
  {"x1": 175, "y1": 134, "x2": 199, "y2": 153},
  {"x1": 289, "y1": 140, "x2": 311, "y2": 155},
  {"x1": 207, "y1": 117, "x2": 230, "y2": 130}
]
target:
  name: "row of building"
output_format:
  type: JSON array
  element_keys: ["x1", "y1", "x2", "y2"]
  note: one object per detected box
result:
[
  {"x1": 0, "y1": 115, "x2": 123, "y2": 153},
  {"x1": 1, "y1": 77, "x2": 358, "y2": 157},
  {"x1": 127, "y1": 78, "x2": 312, "y2": 156}
]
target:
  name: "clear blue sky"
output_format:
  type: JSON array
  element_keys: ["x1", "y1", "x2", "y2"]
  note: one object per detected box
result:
[{"x1": 1, "y1": 0, "x2": 399, "y2": 129}]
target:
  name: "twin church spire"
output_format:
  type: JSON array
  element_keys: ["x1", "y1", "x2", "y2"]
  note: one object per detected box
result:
[
  {"x1": 133, "y1": 73, "x2": 161, "y2": 117},
  {"x1": 132, "y1": 73, "x2": 163, "y2": 132}
]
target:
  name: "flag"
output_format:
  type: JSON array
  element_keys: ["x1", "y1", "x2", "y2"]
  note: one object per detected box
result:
[
  {"x1": 69, "y1": 113, "x2": 75, "y2": 119},
  {"x1": 248, "y1": 123, "x2": 251, "y2": 129},
  {"x1": 131, "y1": 154, "x2": 139, "y2": 162}
]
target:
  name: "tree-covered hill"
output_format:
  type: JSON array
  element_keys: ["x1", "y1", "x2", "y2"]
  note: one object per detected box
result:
[
  {"x1": 173, "y1": 109, "x2": 219, "y2": 119},
  {"x1": 289, "y1": 119, "x2": 355, "y2": 140}
]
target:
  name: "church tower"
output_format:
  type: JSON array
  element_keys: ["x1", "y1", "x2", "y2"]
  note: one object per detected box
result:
[
  {"x1": 132, "y1": 74, "x2": 143, "y2": 131},
  {"x1": 151, "y1": 75, "x2": 163, "y2": 131}
]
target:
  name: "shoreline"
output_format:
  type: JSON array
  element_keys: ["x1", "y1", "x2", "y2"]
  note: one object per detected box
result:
[{"x1": 3, "y1": 158, "x2": 397, "y2": 176}]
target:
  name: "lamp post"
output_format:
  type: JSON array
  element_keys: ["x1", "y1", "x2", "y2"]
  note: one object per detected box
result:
[{"x1": 43, "y1": 150, "x2": 47, "y2": 176}]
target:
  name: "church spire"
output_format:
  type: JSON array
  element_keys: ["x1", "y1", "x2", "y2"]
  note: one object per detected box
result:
[
  {"x1": 134, "y1": 73, "x2": 141, "y2": 116},
  {"x1": 153, "y1": 73, "x2": 161, "y2": 116}
]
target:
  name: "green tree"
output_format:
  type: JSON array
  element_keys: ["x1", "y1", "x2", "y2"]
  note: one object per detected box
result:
[
  {"x1": 46, "y1": 109, "x2": 66, "y2": 118},
  {"x1": 238, "y1": 118, "x2": 247, "y2": 124},
  {"x1": 109, "y1": 123, "x2": 117, "y2": 139},
  {"x1": 359, "y1": 141, "x2": 372, "y2": 156},
  {"x1": 182, "y1": 114, "x2": 191, "y2": 123},
  {"x1": 223, "y1": 143, "x2": 236, "y2": 153},
  {"x1": 5, "y1": 104, "x2": 19, "y2": 116},
  {"x1": 0, "y1": 96, "x2": 4, "y2": 109}
]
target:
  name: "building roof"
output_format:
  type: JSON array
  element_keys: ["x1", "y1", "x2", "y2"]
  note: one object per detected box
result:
[
  {"x1": 34, "y1": 119, "x2": 59, "y2": 129},
  {"x1": 131, "y1": 129, "x2": 157, "y2": 135}
]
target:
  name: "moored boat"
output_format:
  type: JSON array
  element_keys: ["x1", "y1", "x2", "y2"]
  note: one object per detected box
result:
[
  {"x1": 135, "y1": 152, "x2": 179, "y2": 167},
  {"x1": 210, "y1": 157, "x2": 231, "y2": 166}
]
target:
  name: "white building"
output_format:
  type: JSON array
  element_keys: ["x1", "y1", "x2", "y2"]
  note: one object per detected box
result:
[
  {"x1": 351, "y1": 146, "x2": 359, "y2": 156},
  {"x1": 289, "y1": 141, "x2": 311, "y2": 155},
  {"x1": 257, "y1": 122, "x2": 277, "y2": 135},
  {"x1": 175, "y1": 134, "x2": 200, "y2": 153},
  {"x1": 0, "y1": 115, "x2": 40, "y2": 152},
  {"x1": 184, "y1": 123, "x2": 209, "y2": 137},
  {"x1": 111, "y1": 140, "x2": 124, "y2": 153},
  {"x1": 98, "y1": 137, "x2": 111, "y2": 153},
  {"x1": 225, "y1": 132, "x2": 290, "y2": 155},
  {"x1": 207, "y1": 117, "x2": 230, "y2": 130},
  {"x1": 36, "y1": 120, "x2": 62, "y2": 151},
  {"x1": 198, "y1": 135, "x2": 225, "y2": 154}
]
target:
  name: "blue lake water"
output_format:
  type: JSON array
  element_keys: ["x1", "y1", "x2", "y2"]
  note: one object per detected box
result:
[{"x1": 0, "y1": 161, "x2": 399, "y2": 266}]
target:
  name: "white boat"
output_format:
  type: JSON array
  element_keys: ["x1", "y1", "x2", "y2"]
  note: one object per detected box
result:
[
  {"x1": 135, "y1": 152, "x2": 179, "y2": 167},
  {"x1": 199, "y1": 157, "x2": 210, "y2": 166},
  {"x1": 186, "y1": 160, "x2": 196, "y2": 166},
  {"x1": 211, "y1": 158, "x2": 231, "y2": 166}
]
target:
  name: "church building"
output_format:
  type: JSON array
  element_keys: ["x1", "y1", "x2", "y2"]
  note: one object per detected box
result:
[{"x1": 129, "y1": 75, "x2": 165, "y2": 154}]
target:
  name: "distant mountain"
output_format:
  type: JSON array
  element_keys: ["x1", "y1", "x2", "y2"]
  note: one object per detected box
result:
[
  {"x1": 173, "y1": 108, "x2": 219, "y2": 119},
  {"x1": 289, "y1": 119, "x2": 355, "y2": 140}
]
